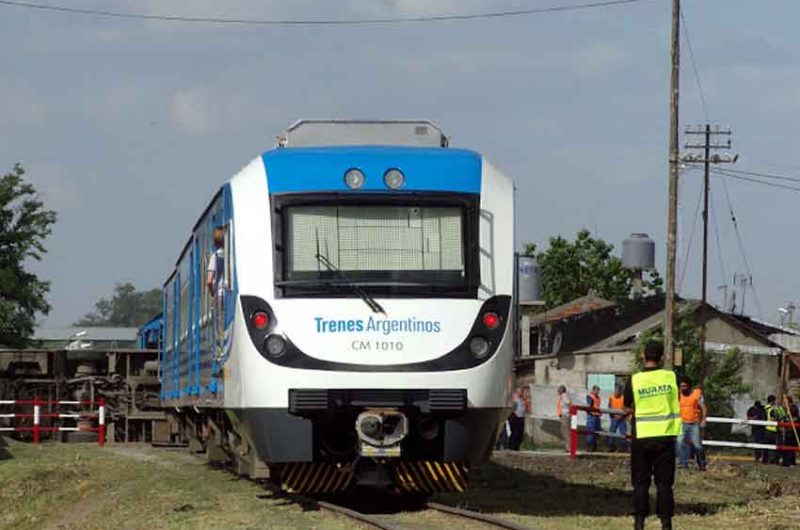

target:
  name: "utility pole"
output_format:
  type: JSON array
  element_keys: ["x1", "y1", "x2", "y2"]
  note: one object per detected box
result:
[
  {"x1": 665, "y1": 0, "x2": 681, "y2": 368},
  {"x1": 682, "y1": 125, "x2": 737, "y2": 384},
  {"x1": 733, "y1": 272, "x2": 752, "y2": 316}
]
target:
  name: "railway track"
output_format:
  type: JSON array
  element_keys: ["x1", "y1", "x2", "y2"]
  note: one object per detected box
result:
[
  {"x1": 318, "y1": 499, "x2": 536, "y2": 530},
  {"x1": 145, "y1": 441, "x2": 533, "y2": 529}
]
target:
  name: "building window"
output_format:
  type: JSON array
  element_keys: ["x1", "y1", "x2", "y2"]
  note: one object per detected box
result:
[{"x1": 587, "y1": 373, "x2": 616, "y2": 394}]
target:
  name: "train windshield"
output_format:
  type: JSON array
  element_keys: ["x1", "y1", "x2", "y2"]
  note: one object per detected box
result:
[{"x1": 283, "y1": 205, "x2": 468, "y2": 294}]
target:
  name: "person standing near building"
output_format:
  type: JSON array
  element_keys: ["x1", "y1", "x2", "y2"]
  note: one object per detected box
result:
[
  {"x1": 608, "y1": 386, "x2": 628, "y2": 452},
  {"x1": 557, "y1": 385, "x2": 572, "y2": 453},
  {"x1": 765, "y1": 395, "x2": 784, "y2": 464},
  {"x1": 624, "y1": 341, "x2": 680, "y2": 530},
  {"x1": 586, "y1": 385, "x2": 602, "y2": 452},
  {"x1": 509, "y1": 386, "x2": 530, "y2": 451},
  {"x1": 676, "y1": 377, "x2": 707, "y2": 471},
  {"x1": 782, "y1": 396, "x2": 798, "y2": 467},
  {"x1": 746, "y1": 400, "x2": 767, "y2": 463}
]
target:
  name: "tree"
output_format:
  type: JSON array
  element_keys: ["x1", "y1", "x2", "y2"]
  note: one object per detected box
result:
[
  {"x1": 76, "y1": 282, "x2": 161, "y2": 328},
  {"x1": 634, "y1": 312, "x2": 749, "y2": 417},
  {"x1": 527, "y1": 229, "x2": 662, "y2": 308},
  {"x1": 0, "y1": 164, "x2": 57, "y2": 347}
]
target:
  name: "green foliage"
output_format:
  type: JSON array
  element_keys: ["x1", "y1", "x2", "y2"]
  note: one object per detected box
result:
[
  {"x1": 522, "y1": 242, "x2": 536, "y2": 257},
  {"x1": 527, "y1": 229, "x2": 662, "y2": 308},
  {"x1": 633, "y1": 310, "x2": 750, "y2": 417},
  {"x1": 0, "y1": 164, "x2": 57, "y2": 347},
  {"x1": 76, "y1": 282, "x2": 161, "y2": 328}
]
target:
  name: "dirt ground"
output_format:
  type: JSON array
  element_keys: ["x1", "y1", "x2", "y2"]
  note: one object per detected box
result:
[{"x1": 1, "y1": 440, "x2": 799, "y2": 530}]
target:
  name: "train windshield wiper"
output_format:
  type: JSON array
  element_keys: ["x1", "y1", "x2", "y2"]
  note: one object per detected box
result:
[{"x1": 314, "y1": 253, "x2": 386, "y2": 315}]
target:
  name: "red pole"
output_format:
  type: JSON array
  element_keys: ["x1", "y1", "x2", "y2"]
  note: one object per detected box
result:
[
  {"x1": 33, "y1": 397, "x2": 41, "y2": 445},
  {"x1": 569, "y1": 405, "x2": 578, "y2": 460},
  {"x1": 98, "y1": 398, "x2": 106, "y2": 447}
]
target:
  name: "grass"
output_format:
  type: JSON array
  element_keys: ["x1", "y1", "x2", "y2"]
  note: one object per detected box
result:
[
  {"x1": 2, "y1": 439, "x2": 800, "y2": 530},
  {"x1": 435, "y1": 451, "x2": 800, "y2": 530},
  {"x1": 0, "y1": 440, "x2": 356, "y2": 530}
]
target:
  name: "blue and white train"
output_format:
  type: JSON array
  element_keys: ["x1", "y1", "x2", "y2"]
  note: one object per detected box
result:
[{"x1": 160, "y1": 120, "x2": 515, "y2": 494}]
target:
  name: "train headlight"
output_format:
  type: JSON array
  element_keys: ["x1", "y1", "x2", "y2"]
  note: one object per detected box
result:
[
  {"x1": 383, "y1": 169, "x2": 405, "y2": 190},
  {"x1": 468, "y1": 336, "x2": 490, "y2": 359},
  {"x1": 264, "y1": 334, "x2": 287, "y2": 357},
  {"x1": 344, "y1": 168, "x2": 365, "y2": 190}
]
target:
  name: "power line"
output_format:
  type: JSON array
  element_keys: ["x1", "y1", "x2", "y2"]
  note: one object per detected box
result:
[
  {"x1": 711, "y1": 168, "x2": 800, "y2": 193},
  {"x1": 678, "y1": 168, "x2": 703, "y2": 292},
  {"x1": 708, "y1": 187, "x2": 727, "y2": 290},
  {"x1": 680, "y1": 10, "x2": 709, "y2": 122},
  {"x1": 712, "y1": 168, "x2": 764, "y2": 318},
  {"x1": 717, "y1": 167, "x2": 800, "y2": 184},
  {"x1": 0, "y1": 0, "x2": 655, "y2": 26}
]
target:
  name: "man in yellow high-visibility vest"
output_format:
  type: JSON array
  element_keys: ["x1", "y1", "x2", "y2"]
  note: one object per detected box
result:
[{"x1": 624, "y1": 341, "x2": 681, "y2": 530}]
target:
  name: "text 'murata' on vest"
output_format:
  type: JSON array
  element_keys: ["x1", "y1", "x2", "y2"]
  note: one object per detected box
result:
[{"x1": 632, "y1": 369, "x2": 681, "y2": 439}]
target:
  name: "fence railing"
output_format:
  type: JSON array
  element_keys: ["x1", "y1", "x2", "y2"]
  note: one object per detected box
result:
[
  {"x1": 569, "y1": 404, "x2": 629, "y2": 459},
  {"x1": 703, "y1": 416, "x2": 800, "y2": 452},
  {"x1": 568, "y1": 404, "x2": 800, "y2": 458},
  {"x1": 0, "y1": 398, "x2": 106, "y2": 446}
]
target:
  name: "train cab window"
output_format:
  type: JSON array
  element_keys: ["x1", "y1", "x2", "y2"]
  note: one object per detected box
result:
[{"x1": 277, "y1": 201, "x2": 478, "y2": 297}]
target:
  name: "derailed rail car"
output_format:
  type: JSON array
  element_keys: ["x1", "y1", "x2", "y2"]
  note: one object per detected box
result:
[{"x1": 160, "y1": 120, "x2": 515, "y2": 494}]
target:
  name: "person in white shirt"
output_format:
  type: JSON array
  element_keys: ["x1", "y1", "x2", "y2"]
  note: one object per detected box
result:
[
  {"x1": 206, "y1": 227, "x2": 225, "y2": 297},
  {"x1": 556, "y1": 385, "x2": 572, "y2": 452}
]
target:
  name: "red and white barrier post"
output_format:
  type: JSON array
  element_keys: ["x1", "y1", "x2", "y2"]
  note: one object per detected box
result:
[
  {"x1": 98, "y1": 398, "x2": 106, "y2": 447},
  {"x1": 0, "y1": 398, "x2": 107, "y2": 446},
  {"x1": 569, "y1": 405, "x2": 579, "y2": 460},
  {"x1": 32, "y1": 396, "x2": 41, "y2": 445},
  {"x1": 569, "y1": 404, "x2": 629, "y2": 460}
]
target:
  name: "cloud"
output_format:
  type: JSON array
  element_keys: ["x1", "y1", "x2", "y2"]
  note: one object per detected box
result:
[
  {"x1": 0, "y1": 82, "x2": 47, "y2": 126},
  {"x1": 573, "y1": 41, "x2": 627, "y2": 78},
  {"x1": 22, "y1": 162, "x2": 82, "y2": 212},
  {"x1": 83, "y1": 84, "x2": 145, "y2": 122},
  {"x1": 169, "y1": 88, "x2": 211, "y2": 135},
  {"x1": 347, "y1": 0, "x2": 463, "y2": 17}
]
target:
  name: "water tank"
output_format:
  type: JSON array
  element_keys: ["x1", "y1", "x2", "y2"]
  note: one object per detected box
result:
[
  {"x1": 622, "y1": 233, "x2": 655, "y2": 270},
  {"x1": 518, "y1": 256, "x2": 543, "y2": 303}
]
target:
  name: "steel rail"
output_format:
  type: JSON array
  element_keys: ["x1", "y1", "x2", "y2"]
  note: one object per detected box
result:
[
  {"x1": 426, "y1": 501, "x2": 537, "y2": 530},
  {"x1": 316, "y1": 500, "x2": 404, "y2": 530}
]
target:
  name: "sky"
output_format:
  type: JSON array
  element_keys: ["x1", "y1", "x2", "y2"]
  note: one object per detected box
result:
[{"x1": 1, "y1": 0, "x2": 798, "y2": 327}]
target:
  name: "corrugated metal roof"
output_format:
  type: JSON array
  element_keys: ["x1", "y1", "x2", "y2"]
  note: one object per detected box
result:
[
  {"x1": 530, "y1": 295, "x2": 616, "y2": 326},
  {"x1": 575, "y1": 300, "x2": 783, "y2": 354},
  {"x1": 574, "y1": 308, "x2": 670, "y2": 353},
  {"x1": 33, "y1": 326, "x2": 139, "y2": 342}
]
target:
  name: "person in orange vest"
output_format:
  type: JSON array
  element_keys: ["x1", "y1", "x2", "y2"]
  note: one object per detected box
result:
[
  {"x1": 608, "y1": 386, "x2": 628, "y2": 452},
  {"x1": 585, "y1": 385, "x2": 603, "y2": 452},
  {"x1": 676, "y1": 376, "x2": 707, "y2": 470}
]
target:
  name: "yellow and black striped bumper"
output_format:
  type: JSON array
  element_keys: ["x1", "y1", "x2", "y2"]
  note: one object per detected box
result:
[
  {"x1": 280, "y1": 463, "x2": 354, "y2": 494},
  {"x1": 394, "y1": 461, "x2": 469, "y2": 493}
]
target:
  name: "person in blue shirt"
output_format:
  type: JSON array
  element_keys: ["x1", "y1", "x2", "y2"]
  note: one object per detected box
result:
[{"x1": 586, "y1": 385, "x2": 602, "y2": 452}]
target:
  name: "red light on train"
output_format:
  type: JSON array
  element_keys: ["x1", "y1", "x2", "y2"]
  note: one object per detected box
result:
[
  {"x1": 482, "y1": 312, "x2": 499, "y2": 330},
  {"x1": 251, "y1": 311, "x2": 269, "y2": 330}
]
